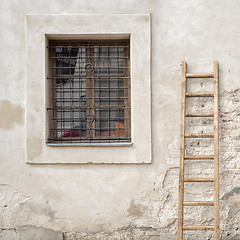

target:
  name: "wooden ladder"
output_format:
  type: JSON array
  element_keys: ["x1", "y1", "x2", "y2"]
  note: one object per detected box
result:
[{"x1": 177, "y1": 61, "x2": 219, "y2": 239}]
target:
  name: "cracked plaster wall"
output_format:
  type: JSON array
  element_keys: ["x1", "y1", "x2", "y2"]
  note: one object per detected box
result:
[{"x1": 0, "y1": 0, "x2": 240, "y2": 239}]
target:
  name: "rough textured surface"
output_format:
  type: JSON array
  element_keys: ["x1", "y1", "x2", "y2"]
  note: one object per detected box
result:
[
  {"x1": 0, "y1": 226, "x2": 63, "y2": 240},
  {"x1": 1, "y1": 0, "x2": 240, "y2": 239}
]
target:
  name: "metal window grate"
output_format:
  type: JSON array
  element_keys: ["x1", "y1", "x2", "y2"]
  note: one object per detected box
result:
[{"x1": 47, "y1": 40, "x2": 131, "y2": 144}]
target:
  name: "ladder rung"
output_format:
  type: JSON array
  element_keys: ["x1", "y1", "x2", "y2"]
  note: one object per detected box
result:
[
  {"x1": 185, "y1": 113, "x2": 214, "y2": 117},
  {"x1": 185, "y1": 92, "x2": 214, "y2": 97},
  {"x1": 183, "y1": 201, "x2": 214, "y2": 206},
  {"x1": 184, "y1": 155, "x2": 214, "y2": 160},
  {"x1": 184, "y1": 178, "x2": 214, "y2": 182},
  {"x1": 183, "y1": 225, "x2": 215, "y2": 231},
  {"x1": 186, "y1": 73, "x2": 214, "y2": 78},
  {"x1": 185, "y1": 134, "x2": 214, "y2": 138}
]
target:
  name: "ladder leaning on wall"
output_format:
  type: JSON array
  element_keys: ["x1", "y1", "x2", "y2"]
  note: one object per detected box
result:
[{"x1": 177, "y1": 61, "x2": 219, "y2": 240}]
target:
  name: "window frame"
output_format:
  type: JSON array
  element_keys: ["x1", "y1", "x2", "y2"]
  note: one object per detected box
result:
[{"x1": 47, "y1": 39, "x2": 131, "y2": 144}]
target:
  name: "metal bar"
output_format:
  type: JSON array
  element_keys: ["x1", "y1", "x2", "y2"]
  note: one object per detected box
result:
[
  {"x1": 48, "y1": 76, "x2": 130, "y2": 79},
  {"x1": 52, "y1": 87, "x2": 129, "y2": 90},
  {"x1": 90, "y1": 45, "x2": 95, "y2": 138},
  {"x1": 99, "y1": 44, "x2": 102, "y2": 141},
  {"x1": 50, "y1": 117, "x2": 129, "y2": 121},
  {"x1": 86, "y1": 42, "x2": 91, "y2": 139},
  {"x1": 126, "y1": 41, "x2": 131, "y2": 139},
  {"x1": 51, "y1": 97, "x2": 129, "y2": 100},
  {"x1": 78, "y1": 47, "x2": 82, "y2": 139},
  {"x1": 69, "y1": 52, "x2": 73, "y2": 143},
  {"x1": 117, "y1": 45, "x2": 120, "y2": 142},
  {"x1": 53, "y1": 106, "x2": 129, "y2": 109},
  {"x1": 48, "y1": 137, "x2": 131, "y2": 141},
  {"x1": 107, "y1": 45, "x2": 111, "y2": 142},
  {"x1": 59, "y1": 50, "x2": 63, "y2": 142},
  {"x1": 50, "y1": 66, "x2": 130, "y2": 69},
  {"x1": 48, "y1": 107, "x2": 130, "y2": 111},
  {"x1": 49, "y1": 46, "x2": 57, "y2": 140},
  {"x1": 49, "y1": 127, "x2": 128, "y2": 131},
  {"x1": 50, "y1": 56, "x2": 129, "y2": 59},
  {"x1": 48, "y1": 45, "x2": 130, "y2": 48}
]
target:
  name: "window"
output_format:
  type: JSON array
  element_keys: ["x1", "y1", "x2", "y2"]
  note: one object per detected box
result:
[
  {"x1": 47, "y1": 40, "x2": 131, "y2": 144},
  {"x1": 25, "y1": 14, "x2": 151, "y2": 163}
]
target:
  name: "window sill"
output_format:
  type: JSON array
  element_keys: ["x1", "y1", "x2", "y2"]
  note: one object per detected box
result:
[{"x1": 46, "y1": 142, "x2": 133, "y2": 147}]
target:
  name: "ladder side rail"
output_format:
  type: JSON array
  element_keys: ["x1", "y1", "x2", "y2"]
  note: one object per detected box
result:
[
  {"x1": 177, "y1": 61, "x2": 187, "y2": 240},
  {"x1": 213, "y1": 61, "x2": 220, "y2": 240}
]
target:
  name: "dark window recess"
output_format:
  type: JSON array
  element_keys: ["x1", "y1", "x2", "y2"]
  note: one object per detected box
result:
[{"x1": 47, "y1": 40, "x2": 131, "y2": 144}]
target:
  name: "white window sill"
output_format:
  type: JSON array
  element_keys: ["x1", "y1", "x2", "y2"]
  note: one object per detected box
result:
[{"x1": 46, "y1": 142, "x2": 133, "y2": 147}]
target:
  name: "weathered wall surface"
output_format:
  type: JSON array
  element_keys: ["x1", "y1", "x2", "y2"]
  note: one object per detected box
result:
[{"x1": 0, "y1": 0, "x2": 240, "y2": 239}]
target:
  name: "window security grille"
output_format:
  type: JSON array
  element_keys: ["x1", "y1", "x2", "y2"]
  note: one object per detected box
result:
[{"x1": 47, "y1": 40, "x2": 131, "y2": 144}]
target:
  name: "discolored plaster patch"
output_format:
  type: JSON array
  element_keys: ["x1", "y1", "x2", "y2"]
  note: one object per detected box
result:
[
  {"x1": 0, "y1": 100, "x2": 24, "y2": 130},
  {"x1": 43, "y1": 200, "x2": 57, "y2": 222},
  {"x1": 127, "y1": 200, "x2": 147, "y2": 218}
]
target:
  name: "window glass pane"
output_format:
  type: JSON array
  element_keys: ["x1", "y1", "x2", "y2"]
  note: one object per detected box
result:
[
  {"x1": 55, "y1": 47, "x2": 86, "y2": 77},
  {"x1": 94, "y1": 47, "x2": 125, "y2": 75}
]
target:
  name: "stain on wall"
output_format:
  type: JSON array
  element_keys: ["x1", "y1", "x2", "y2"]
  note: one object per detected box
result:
[
  {"x1": 127, "y1": 200, "x2": 147, "y2": 218},
  {"x1": 0, "y1": 100, "x2": 24, "y2": 130}
]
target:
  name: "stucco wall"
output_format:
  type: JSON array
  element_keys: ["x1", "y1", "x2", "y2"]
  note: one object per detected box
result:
[{"x1": 0, "y1": 0, "x2": 240, "y2": 239}]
